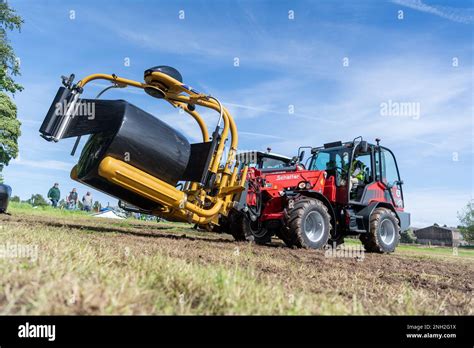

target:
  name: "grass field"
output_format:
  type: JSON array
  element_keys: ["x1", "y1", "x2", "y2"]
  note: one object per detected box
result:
[{"x1": 0, "y1": 202, "x2": 472, "y2": 315}]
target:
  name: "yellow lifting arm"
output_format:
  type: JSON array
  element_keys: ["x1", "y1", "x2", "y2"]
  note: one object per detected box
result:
[{"x1": 70, "y1": 71, "x2": 247, "y2": 227}]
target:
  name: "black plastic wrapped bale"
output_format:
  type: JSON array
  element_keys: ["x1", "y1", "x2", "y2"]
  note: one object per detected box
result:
[
  {"x1": 0, "y1": 184, "x2": 12, "y2": 213},
  {"x1": 39, "y1": 90, "x2": 215, "y2": 211},
  {"x1": 75, "y1": 99, "x2": 192, "y2": 211}
]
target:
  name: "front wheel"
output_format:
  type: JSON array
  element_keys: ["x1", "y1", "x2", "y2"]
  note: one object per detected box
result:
[
  {"x1": 359, "y1": 207, "x2": 400, "y2": 253},
  {"x1": 283, "y1": 198, "x2": 331, "y2": 249},
  {"x1": 229, "y1": 211, "x2": 272, "y2": 244}
]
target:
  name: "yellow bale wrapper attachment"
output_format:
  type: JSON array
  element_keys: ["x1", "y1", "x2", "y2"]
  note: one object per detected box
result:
[{"x1": 39, "y1": 66, "x2": 248, "y2": 228}]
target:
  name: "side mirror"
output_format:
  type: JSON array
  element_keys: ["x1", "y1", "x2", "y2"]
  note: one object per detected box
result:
[{"x1": 299, "y1": 150, "x2": 305, "y2": 163}]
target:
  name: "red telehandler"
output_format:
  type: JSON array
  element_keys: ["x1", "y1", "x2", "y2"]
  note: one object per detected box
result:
[
  {"x1": 38, "y1": 66, "x2": 409, "y2": 253},
  {"x1": 227, "y1": 138, "x2": 410, "y2": 253}
]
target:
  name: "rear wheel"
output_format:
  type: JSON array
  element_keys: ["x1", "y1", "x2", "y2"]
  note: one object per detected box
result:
[
  {"x1": 276, "y1": 228, "x2": 295, "y2": 248},
  {"x1": 283, "y1": 198, "x2": 331, "y2": 249},
  {"x1": 359, "y1": 207, "x2": 400, "y2": 253}
]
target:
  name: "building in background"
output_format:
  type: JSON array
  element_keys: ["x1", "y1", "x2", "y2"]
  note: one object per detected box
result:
[{"x1": 413, "y1": 225, "x2": 464, "y2": 247}]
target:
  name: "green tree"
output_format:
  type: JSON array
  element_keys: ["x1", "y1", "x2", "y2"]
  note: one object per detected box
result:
[
  {"x1": 27, "y1": 193, "x2": 49, "y2": 207},
  {"x1": 0, "y1": 92, "x2": 21, "y2": 182},
  {"x1": 400, "y1": 228, "x2": 417, "y2": 244},
  {"x1": 10, "y1": 194, "x2": 19, "y2": 202},
  {"x1": 0, "y1": 2, "x2": 23, "y2": 183},
  {"x1": 0, "y1": 1, "x2": 23, "y2": 94},
  {"x1": 458, "y1": 200, "x2": 474, "y2": 243}
]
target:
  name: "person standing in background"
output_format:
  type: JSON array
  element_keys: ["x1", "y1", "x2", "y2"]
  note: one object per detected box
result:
[
  {"x1": 67, "y1": 188, "x2": 78, "y2": 210},
  {"x1": 47, "y1": 183, "x2": 60, "y2": 208},
  {"x1": 82, "y1": 192, "x2": 93, "y2": 212}
]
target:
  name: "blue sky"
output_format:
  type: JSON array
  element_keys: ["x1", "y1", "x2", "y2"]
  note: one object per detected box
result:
[{"x1": 3, "y1": 0, "x2": 473, "y2": 226}]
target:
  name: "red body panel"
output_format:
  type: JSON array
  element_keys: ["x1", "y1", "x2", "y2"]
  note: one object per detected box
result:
[
  {"x1": 323, "y1": 176, "x2": 336, "y2": 202},
  {"x1": 246, "y1": 168, "x2": 330, "y2": 221},
  {"x1": 364, "y1": 182, "x2": 386, "y2": 203},
  {"x1": 244, "y1": 165, "x2": 404, "y2": 226},
  {"x1": 364, "y1": 182, "x2": 405, "y2": 212}
]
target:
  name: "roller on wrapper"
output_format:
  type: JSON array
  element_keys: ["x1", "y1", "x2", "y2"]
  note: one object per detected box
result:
[{"x1": 39, "y1": 66, "x2": 248, "y2": 227}]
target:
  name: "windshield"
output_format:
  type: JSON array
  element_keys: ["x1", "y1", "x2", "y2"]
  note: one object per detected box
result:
[{"x1": 261, "y1": 157, "x2": 290, "y2": 169}]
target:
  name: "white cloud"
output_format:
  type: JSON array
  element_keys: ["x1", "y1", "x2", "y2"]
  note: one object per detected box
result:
[
  {"x1": 239, "y1": 131, "x2": 285, "y2": 140},
  {"x1": 405, "y1": 187, "x2": 473, "y2": 227},
  {"x1": 11, "y1": 159, "x2": 74, "y2": 172},
  {"x1": 99, "y1": 15, "x2": 343, "y2": 77},
  {"x1": 392, "y1": 0, "x2": 474, "y2": 24}
]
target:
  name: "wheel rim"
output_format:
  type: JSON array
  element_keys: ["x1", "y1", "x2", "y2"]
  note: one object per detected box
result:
[
  {"x1": 303, "y1": 211, "x2": 325, "y2": 243},
  {"x1": 380, "y1": 219, "x2": 395, "y2": 245}
]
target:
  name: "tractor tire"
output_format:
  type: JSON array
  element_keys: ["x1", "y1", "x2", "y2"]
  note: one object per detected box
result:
[
  {"x1": 359, "y1": 207, "x2": 400, "y2": 253},
  {"x1": 229, "y1": 211, "x2": 272, "y2": 244},
  {"x1": 211, "y1": 215, "x2": 230, "y2": 233},
  {"x1": 283, "y1": 198, "x2": 332, "y2": 249},
  {"x1": 276, "y1": 228, "x2": 295, "y2": 248},
  {"x1": 229, "y1": 211, "x2": 249, "y2": 241}
]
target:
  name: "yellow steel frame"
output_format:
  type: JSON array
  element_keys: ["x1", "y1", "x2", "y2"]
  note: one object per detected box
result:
[{"x1": 73, "y1": 71, "x2": 247, "y2": 226}]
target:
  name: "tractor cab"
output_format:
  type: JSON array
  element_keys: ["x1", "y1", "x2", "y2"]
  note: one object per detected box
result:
[
  {"x1": 309, "y1": 138, "x2": 405, "y2": 210},
  {"x1": 229, "y1": 137, "x2": 410, "y2": 253}
]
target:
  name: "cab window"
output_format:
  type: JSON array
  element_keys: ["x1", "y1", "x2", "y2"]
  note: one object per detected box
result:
[
  {"x1": 310, "y1": 151, "x2": 343, "y2": 171},
  {"x1": 311, "y1": 151, "x2": 330, "y2": 170},
  {"x1": 380, "y1": 149, "x2": 400, "y2": 185},
  {"x1": 310, "y1": 150, "x2": 348, "y2": 186},
  {"x1": 353, "y1": 153, "x2": 373, "y2": 183}
]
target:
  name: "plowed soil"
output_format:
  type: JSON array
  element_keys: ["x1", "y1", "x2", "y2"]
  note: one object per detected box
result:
[{"x1": 0, "y1": 212, "x2": 472, "y2": 315}]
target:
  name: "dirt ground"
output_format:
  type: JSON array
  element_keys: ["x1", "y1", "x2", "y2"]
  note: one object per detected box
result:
[{"x1": 0, "y1": 212, "x2": 472, "y2": 315}]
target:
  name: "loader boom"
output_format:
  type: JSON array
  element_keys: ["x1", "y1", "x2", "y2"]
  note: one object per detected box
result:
[{"x1": 39, "y1": 67, "x2": 247, "y2": 228}]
